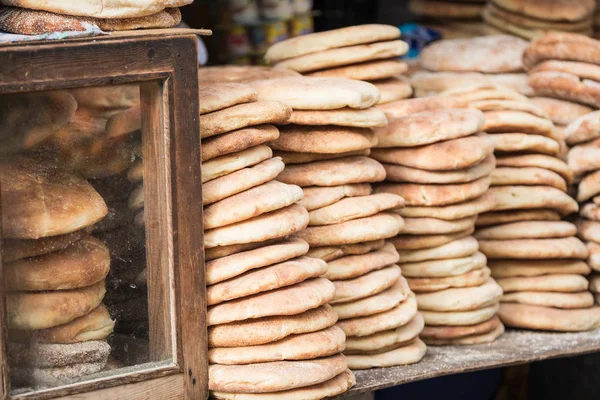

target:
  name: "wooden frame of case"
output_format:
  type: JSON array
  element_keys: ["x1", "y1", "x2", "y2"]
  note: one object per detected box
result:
[{"x1": 0, "y1": 30, "x2": 209, "y2": 400}]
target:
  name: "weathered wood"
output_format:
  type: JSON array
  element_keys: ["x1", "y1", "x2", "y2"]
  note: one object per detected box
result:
[
  {"x1": 0, "y1": 183, "x2": 10, "y2": 400},
  {"x1": 57, "y1": 374, "x2": 184, "y2": 400},
  {"x1": 349, "y1": 328, "x2": 600, "y2": 395}
]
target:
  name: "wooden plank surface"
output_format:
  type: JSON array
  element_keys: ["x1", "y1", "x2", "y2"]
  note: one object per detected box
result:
[{"x1": 349, "y1": 328, "x2": 600, "y2": 394}]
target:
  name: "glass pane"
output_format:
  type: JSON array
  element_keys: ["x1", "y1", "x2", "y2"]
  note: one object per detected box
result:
[{"x1": 0, "y1": 83, "x2": 172, "y2": 394}]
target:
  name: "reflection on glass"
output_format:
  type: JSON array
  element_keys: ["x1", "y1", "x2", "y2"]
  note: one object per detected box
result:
[{"x1": 0, "y1": 84, "x2": 161, "y2": 393}]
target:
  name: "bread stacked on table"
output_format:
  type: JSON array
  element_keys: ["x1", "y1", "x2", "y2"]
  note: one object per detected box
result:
[
  {"x1": 369, "y1": 98, "x2": 504, "y2": 345},
  {"x1": 482, "y1": 0, "x2": 595, "y2": 39},
  {"x1": 247, "y1": 75, "x2": 426, "y2": 369},
  {"x1": 412, "y1": 35, "x2": 532, "y2": 98},
  {"x1": 0, "y1": 0, "x2": 189, "y2": 34},
  {"x1": 567, "y1": 111, "x2": 600, "y2": 308},
  {"x1": 265, "y1": 24, "x2": 413, "y2": 106},
  {"x1": 199, "y1": 83, "x2": 355, "y2": 399},
  {"x1": 0, "y1": 155, "x2": 113, "y2": 388}
]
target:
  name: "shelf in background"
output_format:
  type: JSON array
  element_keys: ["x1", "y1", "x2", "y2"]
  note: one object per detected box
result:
[{"x1": 349, "y1": 328, "x2": 600, "y2": 394}]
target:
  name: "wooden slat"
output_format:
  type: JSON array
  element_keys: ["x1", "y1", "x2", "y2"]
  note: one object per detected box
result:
[
  {"x1": 0, "y1": 182, "x2": 10, "y2": 400},
  {"x1": 57, "y1": 374, "x2": 184, "y2": 400},
  {"x1": 349, "y1": 328, "x2": 600, "y2": 395}
]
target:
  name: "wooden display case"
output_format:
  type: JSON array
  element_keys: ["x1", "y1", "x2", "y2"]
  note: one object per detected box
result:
[{"x1": 0, "y1": 29, "x2": 209, "y2": 400}]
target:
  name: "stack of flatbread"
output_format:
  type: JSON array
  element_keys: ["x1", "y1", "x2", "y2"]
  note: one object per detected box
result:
[
  {"x1": 265, "y1": 24, "x2": 413, "y2": 105},
  {"x1": 198, "y1": 65, "x2": 301, "y2": 86},
  {"x1": 248, "y1": 75, "x2": 426, "y2": 369},
  {"x1": 412, "y1": 35, "x2": 532, "y2": 97},
  {"x1": 409, "y1": 0, "x2": 485, "y2": 23},
  {"x1": 371, "y1": 102, "x2": 505, "y2": 345},
  {"x1": 482, "y1": 0, "x2": 595, "y2": 39},
  {"x1": 0, "y1": 1, "x2": 189, "y2": 34},
  {"x1": 199, "y1": 83, "x2": 355, "y2": 398},
  {"x1": 568, "y1": 111, "x2": 600, "y2": 308},
  {"x1": 526, "y1": 32, "x2": 600, "y2": 109},
  {"x1": 0, "y1": 157, "x2": 114, "y2": 388}
]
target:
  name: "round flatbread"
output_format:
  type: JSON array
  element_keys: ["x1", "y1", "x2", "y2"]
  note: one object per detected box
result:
[
  {"x1": 307, "y1": 59, "x2": 409, "y2": 81},
  {"x1": 201, "y1": 124, "x2": 280, "y2": 162},
  {"x1": 309, "y1": 193, "x2": 404, "y2": 226},
  {"x1": 497, "y1": 274, "x2": 589, "y2": 293},
  {"x1": 482, "y1": 110, "x2": 556, "y2": 139},
  {"x1": 565, "y1": 109, "x2": 600, "y2": 145},
  {"x1": 499, "y1": 303, "x2": 600, "y2": 332},
  {"x1": 401, "y1": 251, "x2": 487, "y2": 278},
  {"x1": 198, "y1": 83, "x2": 257, "y2": 115},
  {"x1": 272, "y1": 125, "x2": 377, "y2": 154},
  {"x1": 345, "y1": 338, "x2": 427, "y2": 369},
  {"x1": 568, "y1": 144, "x2": 600, "y2": 177},
  {"x1": 489, "y1": 259, "x2": 591, "y2": 278},
  {"x1": 502, "y1": 291, "x2": 595, "y2": 309},
  {"x1": 391, "y1": 228, "x2": 475, "y2": 251},
  {"x1": 421, "y1": 303, "x2": 500, "y2": 326},
  {"x1": 530, "y1": 96, "x2": 592, "y2": 126},
  {"x1": 576, "y1": 218, "x2": 600, "y2": 242},
  {"x1": 479, "y1": 237, "x2": 589, "y2": 260},
  {"x1": 275, "y1": 149, "x2": 371, "y2": 165},
  {"x1": 421, "y1": 315, "x2": 501, "y2": 340},
  {"x1": 202, "y1": 145, "x2": 272, "y2": 183},
  {"x1": 396, "y1": 236, "x2": 479, "y2": 263},
  {"x1": 475, "y1": 221, "x2": 577, "y2": 240},
  {"x1": 578, "y1": 170, "x2": 600, "y2": 202},
  {"x1": 496, "y1": 154, "x2": 573, "y2": 184},
  {"x1": 423, "y1": 323, "x2": 504, "y2": 345},
  {"x1": 204, "y1": 204, "x2": 309, "y2": 248},
  {"x1": 468, "y1": 99, "x2": 546, "y2": 117},
  {"x1": 307, "y1": 240, "x2": 386, "y2": 262},
  {"x1": 379, "y1": 94, "x2": 466, "y2": 117},
  {"x1": 206, "y1": 278, "x2": 335, "y2": 326},
  {"x1": 591, "y1": 240, "x2": 600, "y2": 272},
  {"x1": 407, "y1": 267, "x2": 491, "y2": 293},
  {"x1": 372, "y1": 76, "x2": 413, "y2": 104},
  {"x1": 581, "y1": 203, "x2": 600, "y2": 221},
  {"x1": 493, "y1": 0, "x2": 595, "y2": 22},
  {"x1": 491, "y1": 167, "x2": 567, "y2": 192},
  {"x1": 325, "y1": 242, "x2": 399, "y2": 281},
  {"x1": 489, "y1": 133, "x2": 559, "y2": 156},
  {"x1": 529, "y1": 71, "x2": 600, "y2": 109},
  {"x1": 300, "y1": 183, "x2": 372, "y2": 211},
  {"x1": 402, "y1": 216, "x2": 477, "y2": 235},
  {"x1": 395, "y1": 193, "x2": 496, "y2": 221},
  {"x1": 345, "y1": 313, "x2": 424, "y2": 353},
  {"x1": 332, "y1": 265, "x2": 401, "y2": 304},
  {"x1": 416, "y1": 280, "x2": 503, "y2": 312},
  {"x1": 410, "y1": 0, "x2": 484, "y2": 19},
  {"x1": 476, "y1": 209, "x2": 561, "y2": 227},
  {"x1": 489, "y1": 185, "x2": 578, "y2": 216},
  {"x1": 286, "y1": 107, "x2": 387, "y2": 128}
]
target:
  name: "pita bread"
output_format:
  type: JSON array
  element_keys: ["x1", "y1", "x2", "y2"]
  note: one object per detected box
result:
[
  {"x1": 279, "y1": 156, "x2": 385, "y2": 188},
  {"x1": 421, "y1": 303, "x2": 500, "y2": 326},
  {"x1": 489, "y1": 133, "x2": 559, "y2": 156},
  {"x1": 279, "y1": 150, "x2": 371, "y2": 164},
  {"x1": 378, "y1": 95, "x2": 466, "y2": 118},
  {"x1": 482, "y1": 110, "x2": 556, "y2": 139},
  {"x1": 529, "y1": 71, "x2": 600, "y2": 109},
  {"x1": 491, "y1": 167, "x2": 567, "y2": 192},
  {"x1": 204, "y1": 181, "x2": 303, "y2": 229},
  {"x1": 372, "y1": 77, "x2": 413, "y2": 104},
  {"x1": 416, "y1": 280, "x2": 503, "y2": 312},
  {"x1": 208, "y1": 325, "x2": 345, "y2": 365},
  {"x1": 419, "y1": 35, "x2": 527, "y2": 73},
  {"x1": 206, "y1": 238, "x2": 309, "y2": 285},
  {"x1": 371, "y1": 134, "x2": 493, "y2": 171},
  {"x1": 206, "y1": 239, "x2": 272, "y2": 262},
  {"x1": 128, "y1": 184, "x2": 144, "y2": 211},
  {"x1": 397, "y1": 236, "x2": 479, "y2": 263},
  {"x1": 345, "y1": 313, "x2": 424, "y2": 353},
  {"x1": 211, "y1": 369, "x2": 355, "y2": 400},
  {"x1": 475, "y1": 221, "x2": 577, "y2": 240},
  {"x1": 333, "y1": 277, "x2": 410, "y2": 319},
  {"x1": 287, "y1": 107, "x2": 387, "y2": 128},
  {"x1": 496, "y1": 154, "x2": 573, "y2": 185},
  {"x1": 486, "y1": 73, "x2": 534, "y2": 96},
  {"x1": 202, "y1": 145, "x2": 272, "y2": 183},
  {"x1": 489, "y1": 185, "x2": 578, "y2": 216},
  {"x1": 199, "y1": 83, "x2": 257, "y2": 115},
  {"x1": 376, "y1": 176, "x2": 491, "y2": 207},
  {"x1": 208, "y1": 354, "x2": 347, "y2": 393},
  {"x1": 208, "y1": 304, "x2": 338, "y2": 347},
  {"x1": 265, "y1": 24, "x2": 401, "y2": 62},
  {"x1": 373, "y1": 109, "x2": 485, "y2": 148},
  {"x1": 532, "y1": 59, "x2": 600, "y2": 86},
  {"x1": 468, "y1": 99, "x2": 546, "y2": 118},
  {"x1": 127, "y1": 159, "x2": 143, "y2": 182},
  {"x1": 2, "y1": 228, "x2": 89, "y2": 263},
  {"x1": 486, "y1": 3, "x2": 593, "y2": 31},
  {"x1": 207, "y1": 278, "x2": 335, "y2": 326},
  {"x1": 424, "y1": 323, "x2": 504, "y2": 345},
  {"x1": 309, "y1": 193, "x2": 404, "y2": 226},
  {"x1": 476, "y1": 209, "x2": 561, "y2": 227},
  {"x1": 300, "y1": 184, "x2": 372, "y2": 211},
  {"x1": 202, "y1": 157, "x2": 284, "y2": 205},
  {"x1": 493, "y1": 0, "x2": 595, "y2": 22},
  {"x1": 307, "y1": 59, "x2": 409, "y2": 81},
  {"x1": 410, "y1": 0, "x2": 484, "y2": 18},
  {"x1": 502, "y1": 291, "x2": 595, "y2": 309},
  {"x1": 576, "y1": 218, "x2": 600, "y2": 242},
  {"x1": 204, "y1": 204, "x2": 309, "y2": 248},
  {"x1": 201, "y1": 124, "x2": 279, "y2": 162},
  {"x1": 479, "y1": 237, "x2": 589, "y2": 260},
  {"x1": 337, "y1": 293, "x2": 418, "y2": 337},
  {"x1": 271, "y1": 126, "x2": 377, "y2": 154},
  {"x1": 489, "y1": 259, "x2": 591, "y2": 278},
  {"x1": 198, "y1": 66, "x2": 300, "y2": 86},
  {"x1": 402, "y1": 216, "x2": 477, "y2": 235},
  {"x1": 400, "y1": 251, "x2": 487, "y2": 278},
  {"x1": 421, "y1": 315, "x2": 501, "y2": 340},
  {"x1": 410, "y1": 72, "x2": 494, "y2": 98},
  {"x1": 207, "y1": 256, "x2": 327, "y2": 306},
  {"x1": 497, "y1": 274, "x2": 589, "y2": 293},
  {"x1": 564, "y1": 110, "x2": 600, "y2": 145},
  {"x1": 250, "y1": 77, "x2": 380, "y2": 110},
  {"x1": 383, "y1": 155, "x2": 494, "y2": 184},
  {"x1": 581, "y1": 203, "x2": 600, "y2": 221},
  {"x1": 440, "y1": 84, "x2": 529, "y2": 103},
  {"x1": 530, "y1": 96, "x2": 593, "y2": 126},
  {"x1": 578, "y1": 170, "x2": 600, "y2": 202},
  {"x1": 325, "y1": 242, "x2": 399, "y2": 281},
  {"x1": 200, "y1": 101, "x2": 291, "y2": 138},
  {"x1": 306, "y1": 240, "x2": 385, "y2": 262},
  {"x1": 391, "y1": 228, "x2": 475, "y2": 251},
  {"x1": 499, "y1": 303, "x2": 600, "y2": 332},
  {"x1": 407, "y1": 268, "x2": 492, "y2": 293},
  {"x1": 522, "y1": 32, "x2": 600, "y2": 69},
  {"x1": 275, "y1": 40, "x2": 408, "y2": 73},
  {"x1": 396, "y1": 193, "x2": 496, "y2": 221},
  {"x1": 295, "y1": 212, "x2": 403, "y2": 246},
  {"x1": 568, "y1": 144, "x2": 600, "y2": 176},
  {"x1": 591, "y1": 274, "x2": 600, "y2": 293},
  {"x1": 346, "y1": 338, "x2": 426, "y2": 369},
  {"x1": 332, "y1": 265, "x2": 401, "y2": 304}
]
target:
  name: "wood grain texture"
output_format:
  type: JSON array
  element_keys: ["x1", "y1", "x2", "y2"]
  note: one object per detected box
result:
[{"x1": 0, "y1": 182, "x2": 10, "y2": 400}]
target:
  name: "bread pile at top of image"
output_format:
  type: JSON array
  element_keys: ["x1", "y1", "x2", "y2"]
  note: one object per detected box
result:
[
  {"x1": 408, "y1": 0, "x2": 487, "y2": 39},
  {"x1": 367, "y1": 95, "x2": 504, "y2": 346},
  {"x1": 410, "y1": 35, "x2": 533, "y2": 98},
  {"x1": 0, "y1": 91, "x2": 121, "y2": 387},
  {"x1": 265, "y1": 24, "x2": 413, "y2": 105},
  {"x1": 482, "y1": 0, "x2": 596, "y2": 39},
  {"x1": 197, "y1": 83, "x2": 356, "y2": 400},
  {"x1": 0, "y1": 0, "x2": 190, "y2": 34}
]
